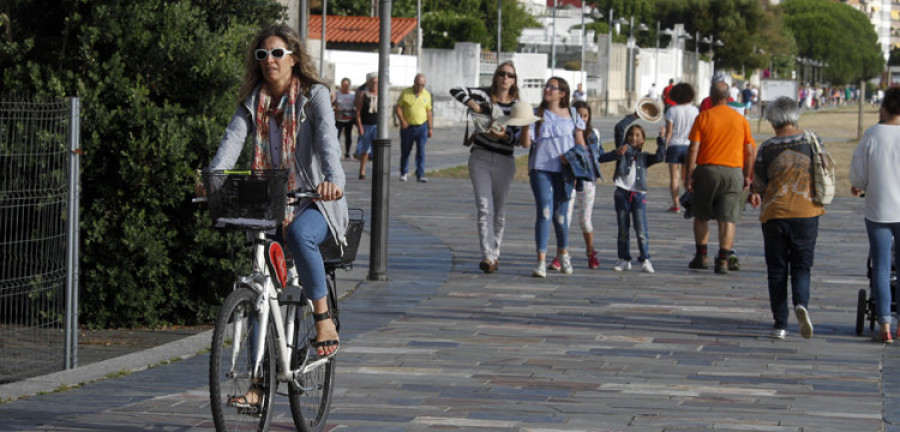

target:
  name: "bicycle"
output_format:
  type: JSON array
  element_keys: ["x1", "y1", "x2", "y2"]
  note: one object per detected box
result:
[{"x1": 197, "y1": 169, "x2": 363, "y2": 432}]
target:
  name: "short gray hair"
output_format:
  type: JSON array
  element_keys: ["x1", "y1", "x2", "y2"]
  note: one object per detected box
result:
[{"x1": 765, "y1": 97, "x2": 800, "y2": 128}]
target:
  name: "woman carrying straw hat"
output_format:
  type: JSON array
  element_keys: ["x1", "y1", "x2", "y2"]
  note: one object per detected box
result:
[{"x1": 450, "y1": 61, "x2": 532, "y2": 274}]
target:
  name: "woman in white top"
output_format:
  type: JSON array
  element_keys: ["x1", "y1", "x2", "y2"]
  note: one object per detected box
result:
[
  {"x1": 521, "y1": 77, "x2": 586, "y2": 277},
  {"x1": 850, "y1": 86, "x2": 900, "y2": 344},
  {"x1": 663, "y1": 83, "x2": 699, "y2": 212}
]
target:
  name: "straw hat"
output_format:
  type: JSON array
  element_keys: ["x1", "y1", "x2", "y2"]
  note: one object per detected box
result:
[
  {"x1": 495, "y1": 101, "x2": 542, "y2": 127},
  {"x1": 635, "y1": 97, "x2": 663, "y2": 123}
]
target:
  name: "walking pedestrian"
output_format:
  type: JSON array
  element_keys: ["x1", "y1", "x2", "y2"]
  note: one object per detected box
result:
[
  {"x1": 396, "y1": 73, "x2": 433, "y2": 183},
  {"x1": 664, "y1": 83, "x2": 699, "y2": 213},
  {"x1": 850, "y1": 85, "x2": 900, "y2": 344},
  {"x1": 333, "y1": 77, "x2": 355, "y2": 159},
  {"x1": 686, "y1": 81, "x2": 756, "y2": 274},
  {"x1": 354, "y1": 72, "x2": 378, "y2": 179},
  {"x1": 749, "y1": 97, "x2": 824, "y2": 340},
  {"x1": 522, "y1": 77, "x2": 586, "y2": 277},
  {"x1": 450, "y1": 61, "x2": 526, "y2": 273}
]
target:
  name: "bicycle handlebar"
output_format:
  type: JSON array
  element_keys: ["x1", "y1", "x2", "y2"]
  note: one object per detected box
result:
[{"x1": 287, "y1": 190, "x2": 322, "y2": 200}]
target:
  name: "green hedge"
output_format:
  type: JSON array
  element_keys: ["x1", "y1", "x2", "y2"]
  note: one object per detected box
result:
[{"x1": 1, "y1": 0, "x2": 283, "y2": 328}]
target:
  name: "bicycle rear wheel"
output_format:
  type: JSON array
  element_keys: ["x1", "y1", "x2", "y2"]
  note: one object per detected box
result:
[
  {"x1": 210, "y1": 287, "x2": 277, "y2": 432},
  {"x1": 288, "y1": 283, "x2": 337, "y2": 432}
]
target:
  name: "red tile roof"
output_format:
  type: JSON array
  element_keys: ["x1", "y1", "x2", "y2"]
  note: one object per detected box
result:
[{"x1": 307, "y1": 16, "x2": 418, "y2": 45}]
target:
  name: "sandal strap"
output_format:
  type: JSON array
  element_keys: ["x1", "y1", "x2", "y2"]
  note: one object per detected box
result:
[{"x1": 312, "y1": 310, "x2": 333, "y2": 322}]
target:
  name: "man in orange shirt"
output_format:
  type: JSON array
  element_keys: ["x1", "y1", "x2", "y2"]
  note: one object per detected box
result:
[{"x1": 686, "y1": 81, "x2": 756, "y2": 274}]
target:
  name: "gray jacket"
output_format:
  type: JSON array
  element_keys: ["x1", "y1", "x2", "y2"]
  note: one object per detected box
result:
[{"x1": 210, "y1": 83, "x2": 349, "y2": 248}]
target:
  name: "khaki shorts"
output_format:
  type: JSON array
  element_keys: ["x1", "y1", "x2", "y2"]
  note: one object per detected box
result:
[{"x1": 692, "y1": 165, "x2": 744, "y2": 223}]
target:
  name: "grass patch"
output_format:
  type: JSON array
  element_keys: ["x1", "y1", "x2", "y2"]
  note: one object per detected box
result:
[{"x1": 106, "y1": 369, "x2": 132, "y2": 379}]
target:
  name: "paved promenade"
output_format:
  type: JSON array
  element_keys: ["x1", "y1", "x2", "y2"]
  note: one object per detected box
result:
[{"x1": 2, "y1": 121, "x2": 899, "y2": 431}]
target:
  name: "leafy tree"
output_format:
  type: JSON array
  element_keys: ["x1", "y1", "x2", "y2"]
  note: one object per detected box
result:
[
  {"x1": 2, "y1": 0, "x2": 282, "y2": 328},
  {"x1": 781, "y1": 0, "x2": 884, "y2": 85}
]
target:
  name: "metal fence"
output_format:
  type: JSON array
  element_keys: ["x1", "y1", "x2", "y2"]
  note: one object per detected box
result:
[{"x1": 0, "y1": 98, "x2": 81, "y2": 384}]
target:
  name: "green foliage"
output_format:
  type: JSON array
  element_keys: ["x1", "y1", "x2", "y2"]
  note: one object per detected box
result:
[
  {"x1": 1, "y1": 0, "x2": 279, "y2": 328},
  {"x1": 781, "y1": 0, "x2": 884, "y2": 85},
  {"x1": 422, "y1": 11, "x2": 491, "y2": 48}
]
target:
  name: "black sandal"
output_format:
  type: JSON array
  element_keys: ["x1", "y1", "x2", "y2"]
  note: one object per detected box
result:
[{"x1": 310, "y1": 311, "x2": 340, "y2": 358}]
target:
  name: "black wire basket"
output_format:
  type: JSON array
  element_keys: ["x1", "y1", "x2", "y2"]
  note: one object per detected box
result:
[{"x1": 202, "y1": 169, "x2": 289, "y2": 229}]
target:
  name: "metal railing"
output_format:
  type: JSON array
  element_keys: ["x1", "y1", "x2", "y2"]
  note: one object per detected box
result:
[{"x1": 0, "y1": 97, "x2": 81, "y2": 384}]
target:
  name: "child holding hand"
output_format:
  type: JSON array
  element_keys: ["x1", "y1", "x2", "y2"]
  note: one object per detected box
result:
[{"x1": 598, "y1": 122, "x2": 667, "y2": 273}]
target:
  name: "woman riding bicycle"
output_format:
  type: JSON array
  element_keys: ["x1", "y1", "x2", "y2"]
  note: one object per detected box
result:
[{"x1": 208, "y1": 24, "x2": 348, "y2": 405}]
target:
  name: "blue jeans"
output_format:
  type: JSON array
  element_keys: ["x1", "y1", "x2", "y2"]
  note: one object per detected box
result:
[
  {"x1": 355, "y1": 124, "x2": 377, "y2": 156},
  {"x1": 283, "y1": 207, "x2": 332, "y2": 301},
  {"x1": 529, "y1": 170, "x2": 572, "y2": 254},
  {"x1": 613, "y1": 187, "x2": 649, "y2": 261},
  {"x1": 400, "y1": 123, "x2": 428, "y2": 178},
  {"x1": 761, "y1": 217, "x2": 819, "y2": 329},
  {"x1": 865, "y1": 219, "x2": 900, "y2": 325}
]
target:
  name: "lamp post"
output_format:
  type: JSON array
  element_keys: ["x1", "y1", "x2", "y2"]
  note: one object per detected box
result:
[
  {"x1": 497, "y1": 0, "x2": 502, "y2": 55},
  {"x1": 581, "y1": 6, "x2": 602, "y2": 90},
  {"x1": 550, "y1": 0, "x2": 558, "y2": 74}
]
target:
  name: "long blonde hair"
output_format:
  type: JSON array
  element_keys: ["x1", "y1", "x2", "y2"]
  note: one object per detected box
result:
[{"x1": 237, "y1": 24, "x2": 323, "y2": 103}]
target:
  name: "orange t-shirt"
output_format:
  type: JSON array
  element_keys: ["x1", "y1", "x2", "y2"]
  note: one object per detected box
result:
[{"x1": 688, "y1": 104, "x2": 755, "y2": 168}]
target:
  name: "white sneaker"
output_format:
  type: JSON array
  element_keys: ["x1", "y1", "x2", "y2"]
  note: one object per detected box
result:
[
  {"x1": 770, "y1": 328, "x2": 787, "y2": 339},
  {"x1": 532, "y1": 260, "x2": 547, "y2": 278},
  {"x1": 640, "y1": 260, "x2": 655, "y2": 274},
  {"x1": 559, "y1": 253, "x2": 573, "y2": 274},
  {"x1": 400, "y1": 174, "x2": 408, "y2": 182},
  {"x1": 613, "y1": 259, "x2": 631, "y2": 272},
  {"x1": 795, "y1": 305, "x2": 814, "y2": 339}
]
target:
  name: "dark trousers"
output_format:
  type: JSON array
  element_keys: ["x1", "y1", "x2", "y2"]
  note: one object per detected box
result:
[
  {"x1": 336, "y1": 121, "x2": 353, "y2": 157},
  {"x1": 761, "y1": 217, "x2": 819, "y2": 329}
]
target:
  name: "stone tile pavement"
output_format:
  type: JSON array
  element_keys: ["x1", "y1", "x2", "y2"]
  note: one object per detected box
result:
[{"x1": 1, "y1": 123, "x2": 898, "y2": 431}]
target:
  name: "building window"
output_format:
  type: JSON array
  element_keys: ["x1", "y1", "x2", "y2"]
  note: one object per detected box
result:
[{"x1": 523, "y1": 78, "x2": 544, "y2": 89}]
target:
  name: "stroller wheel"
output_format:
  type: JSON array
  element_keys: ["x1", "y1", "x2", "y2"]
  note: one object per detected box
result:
[{"x1": 856, "y1": 289, "x2": 867, "y2": 336}]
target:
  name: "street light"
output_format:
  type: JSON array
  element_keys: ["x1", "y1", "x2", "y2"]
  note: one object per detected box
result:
[{"x1": 581, "y1": 6, "x2": 602, "y2": 90}]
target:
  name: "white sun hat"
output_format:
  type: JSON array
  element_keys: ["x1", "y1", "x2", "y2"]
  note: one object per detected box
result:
[{"x1": 495, "y1": 101, "x2": 542, "y2": 127}]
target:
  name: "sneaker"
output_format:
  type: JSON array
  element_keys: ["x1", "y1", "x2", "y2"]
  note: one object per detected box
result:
[
  {"x1": 548, "y1": 257, "x2": 561, "y2": 271},
  {"x1": 875, "y1": 330, "x2": 894, "y2": 344},
  {"x1": 666, "y1": 206, "x2": 681, "y2": 213},
  {"x1": 400, "y1": 174, "x2": 408, "y2": 182},
  {"x1": 770, "y1": 328, "x2": 787, "y2": 339},
  {"x1": 727, "y1": 254, "x2": 740, "y2": 271},
  {"x1": 688, "y1": 254, "x2": 709, "y2": 269},
  {"x1": 587, "y1": 250, "x2": 599, "y2": 269},
  {"x1": 613, "y1": 259, "x2": 632, "y2": 272},
  {"x1": 640, "y1": 260, "x2": 655, "y2": 274},
  {"x1": 532, "y1": 260, "x2": 547, "y2": 278},
  {"x1": 417, "y1": 177, "x2": 428, "y2": 183},
  {"x1": 714, "y1": 258, "x2": 728, "y2": 274},
  {"x1": 795, "y1": 305, "x2": 814, "y2": 339},
  {"x1": 559, "y1": 253, "x2": 573, "y2": 274}
]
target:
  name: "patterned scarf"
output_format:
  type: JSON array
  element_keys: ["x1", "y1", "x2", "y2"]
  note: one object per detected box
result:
[{"x1": 253, "y1": 77, "x2": 300, "y2": 228}]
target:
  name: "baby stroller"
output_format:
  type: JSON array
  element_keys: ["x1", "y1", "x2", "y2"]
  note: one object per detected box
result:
[{"x1": 855, "y1": 243, "x2": 899, "y2": 336}]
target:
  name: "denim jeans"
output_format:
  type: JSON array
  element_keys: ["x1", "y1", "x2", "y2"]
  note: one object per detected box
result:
[
  {"x1": 613, "y1": 187, "x2": 649, "y2": 261},
  {"x1": 761, "y1": 217, "x2": 819, "y2": 329},
  {"x1": 529, "y1": 170, "x2": 572, "y2": 254},
  {"x1": 865, "y1": 219, "x2": 900, "y2": 325},
  {"x1": 400, "y1": 123, "x2": 428, "y2": 178},
  {"x1": 355, "y1": 124, "x2": 377, "y2": 156},
  {"x1": 282, "y1": 207, "x2": 332, "y2": 301},
  {"x1": 469, "y1": 148, "x2": 516, "y2": 261}
]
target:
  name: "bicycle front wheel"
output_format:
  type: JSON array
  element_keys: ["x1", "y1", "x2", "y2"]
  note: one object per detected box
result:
[
  {"x1": 288, "y1": 289, "x2": 337, "y2": 432},
  {"x1": 209, "y1": 287, "x2": 277, "y2": 432}
]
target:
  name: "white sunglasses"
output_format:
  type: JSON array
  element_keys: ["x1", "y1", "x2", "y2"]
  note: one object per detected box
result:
[{"x1": 254, "y1": 48, "x2": 293, "y2": 61}]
